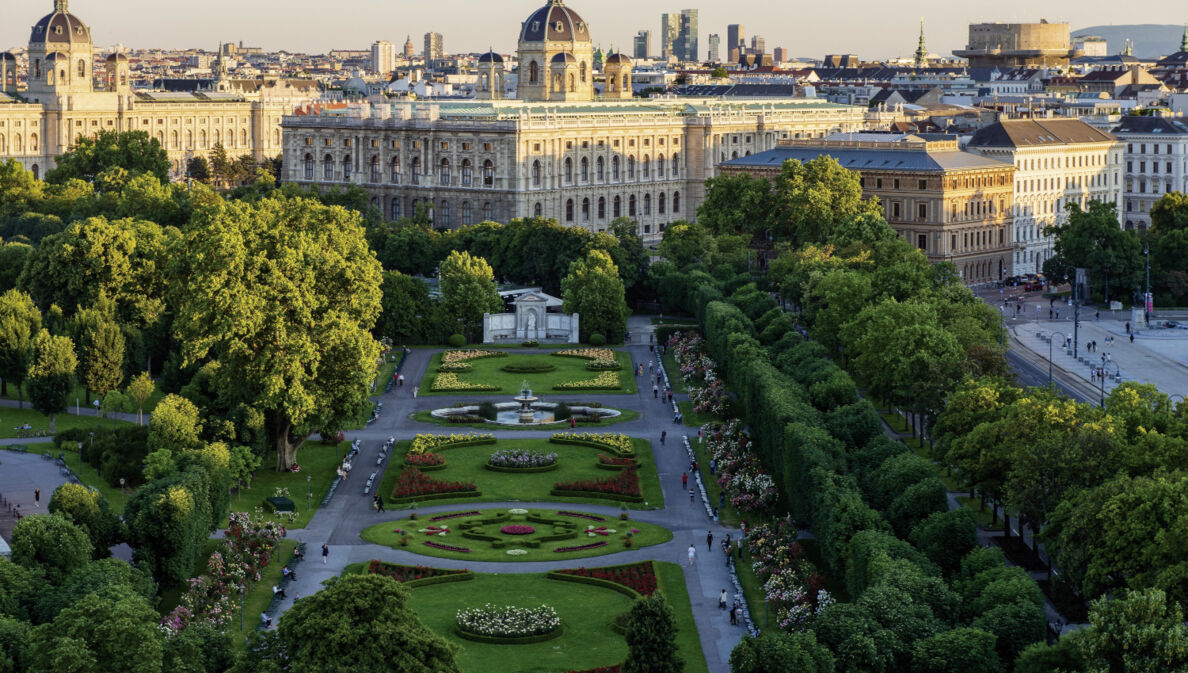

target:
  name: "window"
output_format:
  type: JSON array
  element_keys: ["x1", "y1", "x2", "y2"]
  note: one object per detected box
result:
[
  {"x1": 672, "y1": 153, "x2": 680, "y2": 176},
  {"x1": 582, "y1": 197, "x2": 590, "y2": 221},
  {"x1": 642, "y1": 154, "x2": 650, "y2": 178},
  {"x1": 391, "y1": 197, "x2": 401, "y2": 220},
  {"x1": 613, "y1": 195, "x2": 621, "y2": 218},
  {"x1": 461, "y1": 159, "x2": 473, "y2": 186},
  {"x1": 483, "y1": 160, "x2": 494, "y2": 187},
  {"x1": 564, "y1": 158, "x2": 573, "y2": 183},
  {"x1": 643, "y1": 193, "x2": 651, "y2": 215},
  {"x1": 439, "y1": 200, "x2": 450, "y2": 227},
  {"x1": 918, "y1": 179, "x2": 926, "y2": 190},
  {"x1": 917, "y1": 234, "x2": 927, "y2": 250},
  {"x1": 580, "y1": 157, "x2": 589, "y2": 182},
  {"x1": 323, "y1": 154, "x2": 334, "y2": 180},
  {"x1": 534, "y1": 202, "x2": 543, "y2": 217},
  {"x1": 580, "y1": 61, "x2": 587, "y2": 83},
  {"x1": 390, "y1": 157, "x2": 401, "y2": 183},
  {"x1": 596, "y1": 156, "x2": 605, "y2": 181},
  {"x1": 440, "y1": 158, "x2": 451, "y2": 184},
  {"x1": 892, "y1": 201, "x2": 901, "y2": 219},
  {"x1": 484, "y1": 202, "x2": 494, "y2": 221},
  {"x1": 462, "y1": 201, "x2": 472, "y2": 225},
  {"x1": 876, "y1": 178, "x2": 883, "y2": 189},
  {"x1": 303, "y1": 154, "x2": 314, "y2": 179},
  {"x1": 342, "y1": 156, "x2": 352, "y2": 180},
  {"x1": 409, "y1": 199, "x2": 419, "y2": 218},
  {"x1": 673, "y1": 191, "x2": 680, "y2": 213},
  {"x1": 612, "y1": 156, "x2": 621, "y2": 180},
  {"x1": 566, "y1": 198, "x2": 575, "y2": 222},
  {"x1": 918, "y1": 203, "x2": 927, "y2": 221},
  {"x1": 658, "y1": 192, "x2": 666, "y2": 214},
  {"x1": 411, "y1": 157, "x2": 421, "y2": 184},
  {"x1": 598, "y1": 197, "x2": 606, "y2": 219},
  {"x1": 657, "y1": 154, "x2": 665, "y2": 178},
  {"x1": 628, "y1": 156, "x2": 636, "y2": 179},
  {"x1": 532, "y1": 160, "x2": 542, "y2": 187},
  {"x1": 628, "y1": 195, "x2": 636, "y2": 216},
  {"x1": 370, "y1": 156, "x2": 380, "y2": 183}
]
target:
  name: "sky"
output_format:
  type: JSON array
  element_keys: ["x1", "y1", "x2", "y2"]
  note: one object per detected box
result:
[{"x1": 3, "y1": 0, "x2": 1186, "y2": 61}]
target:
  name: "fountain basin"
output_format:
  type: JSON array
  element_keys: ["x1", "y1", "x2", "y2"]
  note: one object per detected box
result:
[{"x1": 429, "y1": 402, "x2": 621, "y2": 426}]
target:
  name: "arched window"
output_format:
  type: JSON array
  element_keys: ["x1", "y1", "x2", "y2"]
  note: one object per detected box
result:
[
  {"x1": 643, "y1": 193, "x2": 651, "y2": 215},
  {"x1": 580, "y1": 61, "x2": 588, "y2": 83},
  {"x1": 390, "y1": 157, "x2": 401, "y2": 183},
  {"x1": 409, "y1": 199, "x2": 419, "y2": 218},
  {"x1": 564, "y1": 157, "x2": 573, "y2": 183},
  {"x1": 657, "y1": 153, "x2": 665, "y2": 178},
  {"x1": 391, "y1": 197, "x2": 401, "y2": 220},
  {"x1": 532, "y1": 160, "x2": 541, "y2": 187},
  {"x1": 156, "y1": 130, "x2": 164, "y2": 146},
  {"x1": 673, "y1": 191, "x2": 680, "y2": 213},
  {"x1": 323, "y1": 154, "x2": 334, "y2": 180},
  {"x1": 628, "y1": 156, "x2": 636, "y2": 179},
  {"x1": 411, "y1": 156, "x2": 421, "y2": 184},
  {"x1": 529, "y1": 61, "x2": 539, "y2": 84},
  {"x1": 612, "y1": 156, "x2": 620, "y2": 180},
  {"x1": 13, "y1": 134, "x2": 21, "y2": 153},
  {"x1": 568, "y1": 73, "x2": 575, "y2": 92},
  {"x1": 480, "y1": 73, "x2": 489, "y2": 91},
  {"x1": 461, "y1": 201, "x2": 472, "y2": 225},
  {"x1": 240, "y1": 129, "x2": 248, "y2": 146},
  {"x1": 199, "y1": 129, "x2": 207, "y2": 149},
  {"x1": 613, "y1": 195, "x2": 621, "y2": 218},
  {"x1": 534, "y1": 202, "x2": 543, "y2": 217},
  {"x1": 272, "y1": 129, "x2": 280, "y2": 147},
  {"x1": 659, "y1": 192, "x2": 666, "y2": 214},
  {"x1": 58, "y1": 69, "x2": 65, "y2": 84},
  {"x1": 642, "y1": 154, "x2": 650, "y2": 178},
  {"x1": 185, "y1": 130, "x2": 193, "y2": 149},
  {"x1": 439, "y1": 200, "x2": 450, "y2": 227},
  {"x1": 484, "y1": 202, "x2": 494, "y2": 221},
  {"x1": 565, "y1": 198, "x2": 575, "y2": 222},
  {"x1": 303, "y1": 153, "x2": 314, "y2": 179},
  {"x1": 622, "y1": 74, "x2": 629, "y2": 90},
  {"x1": 582, "y1": 197, "x2": 590, "y2": 221},
  {"x1": 461, "y1": 159, "x2": 473, "y2": 186},
  {"x1": 213, "y1": 129, "x2": 221, "y2": 146},
  {"x1": 483, "y1": 160, "x2": 494, "y2": 187},
  {"x1": 672, "y1": 153, "x2": 680, "y2": 176},
  {"x1": 628, "y1": 195, "x2": 636, "y2": 217},
  {"x1": 596, "y1": 156, "x2": 604, "y2": 181},
  {"x1": 342, "y1": 155, "x2": 352, "y2": 180},
  {"x1": 170, "y1": 130, "x2": 179, "y2": 149},
  {"x1": 598, "y1": 196, "x2": 606, "y2": 219},
  {"x1": 370, "y1": 156, "x2": 381, "y2": 182},
  {"x1": 0, "y1": 135, "x2": 5, "y2": 153},
  {"x1": 440, "y1": 158, "x2": 451, "y2": 184},
  {"x1": 78, "y1": 59, "x2": 86, "y2": 78},
  {"x1": 34, "y1": 60, "x2": 41, "y2": 79},
  {"x1": 580, "y1": 157, "x2": 589, "y2": 182}
]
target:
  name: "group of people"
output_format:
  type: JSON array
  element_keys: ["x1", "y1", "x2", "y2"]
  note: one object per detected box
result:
[
  {"x1": 371, "y1": 493, "x2": 385, "y2": 512},
  {"x1": 718, "y1": 588, "x2": 744, "y2": 625}
]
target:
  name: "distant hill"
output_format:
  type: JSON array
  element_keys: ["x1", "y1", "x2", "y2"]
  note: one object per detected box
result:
[{"x1": 1072, "y1": 25, "x2": 1185, "y2": 59}]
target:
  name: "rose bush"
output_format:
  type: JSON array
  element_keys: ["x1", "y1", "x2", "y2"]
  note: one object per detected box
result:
[
  {"x1": 391, "y1": 469, "x2": 477, "y2": 499},
  {"x1": 456, "y1": 604, "x2": 561, "y2": 637},
  {"x1": 489, "y1": 449, "x2": 558, "y2": 468}
]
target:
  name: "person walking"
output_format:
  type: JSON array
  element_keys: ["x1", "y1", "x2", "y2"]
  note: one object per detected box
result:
[
  {"x1": 653, "y1": 384, "x2": 659, "y2": 399},
  {"x1": 33, "y1": 488, "x2": 40, "y2": 508},
  {"x1": 321, "y1": 543, "x2": 329, "y2": 565},
  {"x1": 706, "y1": 530, "x2": 714, "y2": 551},
  {"x1": 687, "y1": 544, "x2": 696, "y2": 566},
  {"x1": 698, "y1": 427, "x2": 704, "y2": 443},
  {"x1": 689, "y1": 488, "x2": 696, "y2": 506},
  {"x1": 376, "y1": 495, "x2": 384, "y2": 513},
  {"x1": 570, "y1": 416, "x2": 576, "y2": 429},
  {"x1": 719, "y1": 589, "x2": 728, "y2": 610},
  {"x1": 729, "y1": 604, "x2": 737, "y2": 625},
  {"x1": 682, "y1": 472, "x2": 688, "y2": 488},
  {"x1": 660, "y1": 430, "x2": 666, "y2": 445},
  {"x1": 719, "y1": 492, "x2": 725, "y2": 508}
]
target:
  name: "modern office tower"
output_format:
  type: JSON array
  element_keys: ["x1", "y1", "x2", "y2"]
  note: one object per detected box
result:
[
  {"x1": 727, "y1": 24, "x2": 745, "y2": 54},
  {"x1": 677, "y1": 9, "x2": 698, "y2": 62},
  {"x1": 371, "y1": 40, "x2": 395, "y2": 74},
  {"x1": 424, "y1": 32, "x2": 444, "y2": 63},
  {"x1": 660, "y1": 13, "x2": 679, "y2": 59},
  {"x1": 708, "y1": 34, "x2": 720, "y2": 62},
  {"x1": 634, "y1": 30, "x2": 651, "y2": 59},
  {"x1": 750, "y1": 35, "x2": 765, "y2": 55},
  {"x1": 773, "y1": 46, "x2": 787, "y2": 63}
]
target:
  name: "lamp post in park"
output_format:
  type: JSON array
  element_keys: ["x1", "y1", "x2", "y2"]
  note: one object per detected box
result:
[
  {"x1": 307, "y1": 474, "x2": 312, "y2": 511},
  {"x1": 1044, "y1": 331, "x2": 1069, "y2": 388},
  {"x1": 119, "y1": 477, "x2": 125, "y2": 512}
]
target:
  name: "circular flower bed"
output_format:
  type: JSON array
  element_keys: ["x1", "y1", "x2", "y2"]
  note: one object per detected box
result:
[
  {"x1": 500, "y1": 525, "x2": 536, "y2": 536},
  {"x1": 457, "y1": 604, "x2": 561, "y2": 639}
]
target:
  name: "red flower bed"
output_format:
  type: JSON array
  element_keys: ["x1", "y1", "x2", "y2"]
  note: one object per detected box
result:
[
  {"x1": 405, "y1": 452, "x2": 445, "y2": 467},
  {"x1": 392, "y1": 468, "x2": 476, "y2": 499},
  {"x1": 555, "y1": 541, "x2": 608, "y2": 553},
  {"x1": 367, "y1": 560, "x2": 470, "y2": 582},
  {"x1": 557, "y1": 511, "x2": 605, "y2": 522},
  {"x1": 598, "y1": 454, "x2": 636, "y2": 467},
  {"x1": 500, "y1": 525, "x2": 536, "y2": 535},
  {"x1": 559, "y1": 562, "x2": 658, "y2": 596},
  {"x1": 429, "y1": 511, "x2": 480, "y2": 522},
  {"x1": 425, "y1": 540, "x2": 471, "y2": 553},
  {"x1": 554, "y1": 468, "x2": 640, "y2": 498}
]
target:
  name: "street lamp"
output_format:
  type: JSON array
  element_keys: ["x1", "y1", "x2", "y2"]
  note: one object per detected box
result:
[
  {"x1": 1045, "y1": 331, "x2": 1069, "y2": 388},
  {"x1": 1143, "y1": 241, "x2": 1151, "y2": 326},
  {"x1": 119, "y1": 477, "x2": 125, "y2": 512},
  {"x1": 88, "y1": 432, "x2": 94, "y2": 461},
  {"x1": 306, "y1": 474, "x2": 312, "y2": 511}
]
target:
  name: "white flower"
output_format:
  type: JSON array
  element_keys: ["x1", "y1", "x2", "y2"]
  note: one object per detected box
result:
[
  {"x1": 506, "y1": 549, "x2": 528, "y2": 556},
  {"x1": 508, "y1": 508, "x2": 528, "y2": 515}
]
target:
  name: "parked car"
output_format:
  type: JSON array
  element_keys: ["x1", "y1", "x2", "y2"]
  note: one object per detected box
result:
[{"x1": 1023, "y1": 281, "x2": 1043, "y2": 292}]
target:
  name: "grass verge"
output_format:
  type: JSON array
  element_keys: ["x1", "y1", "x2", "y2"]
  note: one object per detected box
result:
[
  {"x1": 418, "y1": 351, "x2": 637, "y2": 396},
  {"x1": 956, "y1": 495, "x2": 1005, "y2": 532},
  {"x1": 678, "y1": 401, "x2": 719, "y2": 428},
  {"x1": 662, "y1": 352, "x2": 687, "y2": 393},
  {"x1": 225, "y1": 442, "x2": 347, "y2": 529},
  {"x1": 0, "y1": 407, "x2": 133, "y2": 439},
  {"x1": 655, "y1": 561, "x2": 710, "y2": 673}
]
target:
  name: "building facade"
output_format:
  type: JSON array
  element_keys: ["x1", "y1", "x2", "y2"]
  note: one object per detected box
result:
[
  {"x1": 727, "y1": 25, "x2": 745, "y2": 57},
  {"x1": 634, "y1": 30, "x2": 652, "y2": 60},
  {"x1": 424, "y1": 33, "x2": 444, "y2": 63},
  {"x1": 719, "y1": 135, "x2": 1016, "y2": 284},
  {"x1": 371, "y1": 41, "x2": 395, "y2": 75},
  {"x1": 677, "y1": 10, "x2": 699, "y2": 63},
  {"x1": 0, "y1": 0, "x2": 317, "y2": 179},
  {"x1": 708, "y1": 34, "x2": 720, "y2": 63},
  {"x1": 954, "y1": 22, "x2": 1081, "y2": 68},
  {"x1": 1114, "y1": 115, "x2": 1188, "y2": 230},
  {"x1": 660, "y1": 14, "x2": 680, "y2": 60},
  {"x1": 967, "y1": 119, "x2": 1124, "y2": 274}
]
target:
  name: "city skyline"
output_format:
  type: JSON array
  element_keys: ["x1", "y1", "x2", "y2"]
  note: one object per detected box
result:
[{"x1": 4, "y1": 0, "x2": 1187, "y2": 61}]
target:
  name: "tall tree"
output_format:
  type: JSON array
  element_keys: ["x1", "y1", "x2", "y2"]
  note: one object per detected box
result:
[
  {"x1": 44, "y1": 130, "x2": 170, "y2": 185},
  {"x1": 622, "y1": 594, "x2": 683, "y2": 673},
  {"x1": 16, "y1": 217, "x2": 136, "y2": 314},
  {"x1": 26, "y1": 329, "x2": 76, "y2": 433},
  {"x1": 0, "y1": 289, "x2": 41, "y2": 404},
  {"x1": 8, "y1": 514, "x2": 92, "y2": 584},
  {"x1": 171, "y1": 195, "x2": 381, "y2": 471},
  {"x1": 729, "y1": 632, "x2": 835, "y2": 673},
  {"x1": 274, "y1": 574, "x2": 459, "y2": 673},
  {"x1": 26, "y1": 585, "x2": 163, "y2": 673},
  {"x1": 1083, "y1": 588, "x2": 1188, "y2": 673},
  {"x1": 767, "y1": 156, "x2": 883, "y2": 246},
  {"x1": 147, "y1": 394, "x2": 202, "y2": 453},
  {"x1": 1044, "y1": 201, "x2": 1142, "y2": 301},
  {"x1": 47, "y1": 483, "x2": 124, "y2": 555},
  {"x1": 911, "y1": 628, "x2": 1002, "y2": 673},
  {"x1": 375, "y1": 271, "x2": 439, "y2": 345},
  {"x1": 608, "y1": 217, "x2": 650, "y2": 297},
  {"x1": 72, "y1": 299, "x2": 126, "y2": 403},
  {"x1": 561, "y1": 249, "x2": 629, "y2": 342},
  {"x1": 437, "y1": 250, "x2": 502, "y2": 342},
  {"x1": 659, "y1": 221, "x2": 714, "y2": 269},
  {"x1": 126, "y1": 372, "x2": 154, "y2": 426}
]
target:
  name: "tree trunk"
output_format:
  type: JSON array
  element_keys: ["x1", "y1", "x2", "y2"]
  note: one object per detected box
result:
[
  {"x1": 270, "y1": 412, "x2": 308, "y2": 472},
  {"x1": 1, "y1": 378, "x2": 6, "y2": 397},
  {"x1": 49, "y1": 412, "x2": 56, "y2": 434},
  {"x1": 1003, "y1": 513, "x2": 1011, "y2": 538}
]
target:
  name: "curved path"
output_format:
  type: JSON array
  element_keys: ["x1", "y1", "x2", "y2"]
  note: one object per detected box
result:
[{"x1": 277, "y1": 333, "x2": 744, "y2": 672}]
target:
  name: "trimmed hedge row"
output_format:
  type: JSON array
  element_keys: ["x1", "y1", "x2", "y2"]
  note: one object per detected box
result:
[
  {"x1": 403, "y1": 460, "x2": 449, "y2": 472},
  {"x1": 545, "y1": 571, "x2": 642, "y2": 600},
  {"x1": 404, "y1": 572, "x2": 476, "y2": 588},
  {"x1": 388, "y1": 491, "x2": 484, "y2": 504},
  {"x1": 549, "y1": 489, "x2": 644, "y2": 503},
  {"x1": 501, "y1": 363, "x2": 557, "y2": 374},
  {"x1": 454, "y1": 625, "x2": 564, "y2": 645},
  {"x1": 484, "y1": 463, "x2": 560, "y2": 474}
]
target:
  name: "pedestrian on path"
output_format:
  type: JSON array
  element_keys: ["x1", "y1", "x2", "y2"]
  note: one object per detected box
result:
[
  {"x1": 376, "y1": 495, "x2": 384, "y2": 513},
  {"x1": 682, "y1": 472, "x2": 688, "y2": 488},
  {"x1": 649, "y1": 362, "x2": 654, "y2": 375},
  {"x1": 413, "y1": 385, "x2": 418, "y2": 398},
  {"x1": 719, "y1": 589, "x2": 728, "y2": 610},
  {"x1": 688, "y1": 544, "x2": 696, "y2": 566},
  {"x1": 729, "y1": 605, "x2": 737, "y2": 625},
  {"x1": 698, "y1": 427, "x2": 703, "y2": 443},
  {"x1": 398, "y1": 374, "x2": 405, "y2": 386},
  {"x1": 706, "y1": 531, "x2": 714, "y2": 551},
  {"x1": 321, "y1": 543, "x2": 329, "y2": 564},
  {"x1": 689, "y1": 489, "x2": 696, "y2": 506},
  {"x1": 570, "y1": 416, "x2": 576, "y2": 429},
  {"x1": 34, "y1": 488, "x2": 40, "y2": 508},
  {"x1": 653, "y1": 384, "x2": 659, "y2": 398},
  {"x1": 660, "y1": 430, "x2": 666, "y2": 445},
  {"x1": 667, "y1": 389, "x2": 673, "y2": 403},
  {"x1": 1130, "y1": 333, "x2": 1135, "y2": 343}
]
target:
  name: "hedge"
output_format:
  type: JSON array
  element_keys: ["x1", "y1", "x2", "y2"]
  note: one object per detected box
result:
[
  {"x1": 454, "y1": 625, "x2": 565, "y2": 645},
  {"x1": 484, "y1": 463, "x2": 560, "y2": 474},
  {"x1": 549, "y1": 489, "x2": 644, "y2": 503},
  {"x1": 403, "y1": 460, "x2": 449, "y2": 472},
  {"x1": 387, "y1": 491, "x2": 484, "y2": 504},
  {"x1": 548, "y1": 437, "x2": 633, "y2": 457},
  {"x1": 501, "y1": 363, "x2": 557, "y2": 374},
  {"x1": 545, "y1": 571, "x2": 643, "y2": 600},
  {"x1": 404, "y1": 573, "x2": 477, "y2": 588}
]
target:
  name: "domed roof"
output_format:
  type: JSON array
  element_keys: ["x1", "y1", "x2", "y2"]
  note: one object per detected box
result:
[
  {"x1": 105, "y1": 52, "x2": 128, "y2": 63},
  {"x1": 605, "y1": 53, "x2": 632, "y2": 66},
  {"x1": 478, "y1": 51, "x2": 504, "y2": 64},
  {"x1": 30, "y1": 1, "x2": 91, "y2": 46},
  {"x1": 551, "y1": 52, "x2": 577, "y2": 64},
  {"x1": 520, "y1": 0, "x2": 591, "y2": 44},
  {"x1": 44, "y1": 52, "x2": 68, "y2": 62},
  {"x1": 0, "y1": 52, "x2": 16, "y2": 63}
]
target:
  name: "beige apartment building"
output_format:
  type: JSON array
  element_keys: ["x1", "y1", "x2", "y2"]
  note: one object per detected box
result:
[
  {"x1": 967, "y1": 119, "x2": 1124, "y2": 275},
  {"x1": 954, "y1": 22, "x2": 1081, "y2": 68},
  {"x1": 0, "y1": 0, "x2": 318, "y2": 179},
  {"x1": 280, "y1": 0, "x2": 870, "y2": 242},
  {"x1": 719, "y1": 134, "x2": 1016, "y2": 284}
]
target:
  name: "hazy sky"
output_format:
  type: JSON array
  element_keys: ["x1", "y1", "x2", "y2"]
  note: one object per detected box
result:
[{"x1": 3, "y1": 0, "x2": 1186, "y2": 60}]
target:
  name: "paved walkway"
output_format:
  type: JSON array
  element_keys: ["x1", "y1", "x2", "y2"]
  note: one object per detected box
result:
[{"x1": 269, "y1": 317, "x2": 743, "y2": 673}]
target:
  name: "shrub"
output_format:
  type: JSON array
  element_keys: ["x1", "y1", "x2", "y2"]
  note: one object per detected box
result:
[
  {"x1": 589, "y1": 333, "x2": 607, "y2": 346},
  {"x1": 456, "y1": 604, "x2": 560, "y2": 638},
  {"x1": 550, "y1": 433, "x2": 634, "y2": 456},
  {"x1": 501, "y1": 362, "x2": 557, "y2": 374},
  {"x1": 390, "y1": 469, "x2": 477, "y2": 500},
  {"x1": 366, "y1": 560, "x2": 470, "y2": 584},
  {"x1": 586, "y1": 359, "x2": 622, "y2": 371},
  {"x1": 553, "y1": 468, "x2": 641, "y2": 500},
  {"x1": 477, "y1": 402, "x2": 498, "y2": 421},
  {"x1": 405, "y1": 453, "x2": 445, "y2": 468},
  {"x1": 448, "y1": 334, "x2": 466, "y2": 347},
  {"x1": 488, "y1": 449, "x2": 558, "y2": 469},
  {"x1": 556, "y1": 562, "x2": 658, "y2": 597},
  {"x1": 410, "y1": 433, "x2": 495, "y2": 455},
  {"x1": 442, "y1": 349, "x2": 507, "y2": 364},
  {"x1": 522, "y1": 340, "x2": 540, "y2": 348},
  {"x1": 554, "y1": 403, "x2": 572, "y2": 421}
]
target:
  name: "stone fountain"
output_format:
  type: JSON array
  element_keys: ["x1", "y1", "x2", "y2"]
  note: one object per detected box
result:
[{"x1": 515, "y1": 381, "x2": 538, "y2": 424}]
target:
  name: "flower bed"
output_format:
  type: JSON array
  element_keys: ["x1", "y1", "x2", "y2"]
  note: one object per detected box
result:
[
  {"x1": 550, "y1": 432, "x2": 634, "y2": 457},
  {"x1": 443, "y1": 349, "x2": 507, "y2": 364},
  {"x1": 432, "y1": 372, "x2": 501, "y2": 392},
  {"x1": 598, "y1": 454, "x2": 637, "y2": 468},
  {"x1": 553, "y1": 371, "x2": 621, "y2": 391},
  {"x1": 456, "y1": 604, "x2": 561, "y2": 638},
  {"x1": 366, "y1": 560, "x2": 471, "y2": 584},
  {"x1": 405, "y1": 452, "x2": 446, "y2": 469},
  {"x1": 410, "y1": 433, "x2": 495, "y2": 455},
  {"x1": 500, "y1": 525, "x2": 536, "y2": 535},
  {"x1": 557, "y1": 510, "x2": 606, "y2": 522},
  {"x1": 437, "y1": 362, "x2": 473, "y2": 372},
  {"x1": 704, "y1": 420, "x2": 779, "y2": 513},
  {"x1": 555, "y1": 541, "x2": 608, "y2": 553},
  {"x1": 391, "y1": 468, "x2": 477, "y2": 501},
  {"x1": 429, "y1": 510, "x2": 480, "y2": 522},
  {"x1": 556, "y1": 562, "x2": 658, "y2": 597},
  {"x1": 426, "y1": 540, "x2": 471, "y2": 553},
  {"x1": 585, "y1": 359, "x2": 622, "y2": 371},
  {"x1": 488, "y1": 449, "x2": 558, "y2": 469},
  {"x1": 747, "y1": 520, "x2": 830, "y2": 633},
  {"x1": 554, "y1": 348, "x2": 616, "y2": 361},
  {"x1": 552, "y1": 468, "x2": 642, "y2": 502}
]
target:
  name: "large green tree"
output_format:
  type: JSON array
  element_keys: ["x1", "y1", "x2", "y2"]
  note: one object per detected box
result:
[
  {"x1": 910, "y1": 628, "x2": 1002, "y2": 673},
  {"x1": 47, "y1": 483, "x2": 124, "y2": 554},
  {"x1": 45, "y1": 130, "x2": 170, "y2": 185},
  {"x1": 730, "y1": 632, "x2": 835, "y2": 673},
  {"x1": 1043, "y1": 201, "x2": 1142, "y2": 301},
  {"x1": 437, "y1": 250, "x2": 502, "y2": 342},
  {"x1": 26, "y1": 329, "x2": 77, "y2": 433},
  {"x1": 375, "y1": 271, "x2": 439, "y2": 345},
  {"x1": 27, "y1": 585, "x2": 163, "y2": 673},
  {"x1": 622, "y1": 593, "x2": 683, "y2": 673},
  {"x1": 0, "y1": 289, "x2": 41, "y2": 404},
  {"x1": 274, "y1": 574, "x2": 459, "y2": 673},
  {"x1": 170, "y1": 195, "x2": 382, "y2": 470},
  {"x1": 72, "y1": 300, "x2": 126, "y2": 403},
  {"x1": 123, "y1": 465, "x2": 215, "y2": 586},
  {"x1": 8, "y1": 514, "x2": 92, "y2": 584},
  {"x1": 1083, "y1": 588, "x2": 1188, "y2": 673},
  {"x1": 1149, "y1": 192, "x2": 1188, "y2": 305},
  {"x1": 562, "y1": 249, "x2": 629, "y2": 342}
]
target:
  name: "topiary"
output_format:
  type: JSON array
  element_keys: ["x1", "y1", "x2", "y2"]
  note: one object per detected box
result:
[
  {"x1": 589, "y1": 333, "x2": 607, "y2": 346},
  {"x1": 448, "y1": 334, "x2": 466, "y2": 348},
  {"x1": 522, "y1": 340, "x2": 540, "y2": 348},
  {"x1": 477, "y1": 401, "x2": 498, "y2": 421},
  {"x1": 553, "y1": 403, "x2": 572, "y2": 421}
]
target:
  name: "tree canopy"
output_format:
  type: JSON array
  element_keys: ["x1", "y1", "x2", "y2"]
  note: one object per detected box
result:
[{"x1": 45, "y1": 130, "x2": 170, "y2": 186}]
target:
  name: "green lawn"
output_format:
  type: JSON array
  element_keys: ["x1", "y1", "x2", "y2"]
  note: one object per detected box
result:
[
  {"x1": 361, "y1": 508, "x2": 672, "y2": 562},
  {"x1": 662, "y1": 352, "x2": 687, "y2": 393},
  {"x1": 410, "y1": 408, "x2": 641, "y2": 430},
  {"x1": 957, "y1": 495, "x2": 1005, "y2": 532},
  {"x1": 226, "y1": 442, "x2": 348, "y2": 529},
  {"x1": 678, "y1": 401, "x2": 719, "y2": 428},
  {"x1": 236, "y1": 538, "x2": 298, "y2": 643},
  {"x1": 418, "y1": 351, "x2": 637, "y2": 396},
  {"x1": 380, "y1": 437, "x2": 664, "y2": 510},
  {"x1": 15, "y1": 443, "x2": 133, "y2": 514},
  {"x1": 1, "y1": 380, "x2": 165, "y2": 414},
  {"x1": 0, "y1": 407, "x2": 133, "y2": 439},
  {"x1": 688, "y1": 435, "x2": 740, "y2": 526},
  {"x1": 655, "y1": 561, "x2": 710, "y2": 673},
  {"x1": 879, "y1": 411, "x2": 909, "y2": 434}
]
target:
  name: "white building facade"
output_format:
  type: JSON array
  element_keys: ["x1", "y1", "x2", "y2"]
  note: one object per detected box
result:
[{"x1": 1114, "y1": 115, "x2": 1188, "y2": 230}]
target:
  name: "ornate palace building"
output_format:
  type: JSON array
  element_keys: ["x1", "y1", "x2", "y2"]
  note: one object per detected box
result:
[
  {"x1": 0, "y1": 0, "x2": 318, "y2": 179},
  {"x1": 280, "y1": 0, "x2": 870, "y2": 242}
]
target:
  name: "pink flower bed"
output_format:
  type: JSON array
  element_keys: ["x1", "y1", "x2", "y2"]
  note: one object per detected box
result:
[
  {"x1": 555, "y1": 541, "x2": 608, "y2": 553},
  {"x1": 425, "y1": 540, "x2": 471, "y2": 553},
  {"x1": 500, "y1": 525, "x2": 536, "y2": 535}
]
